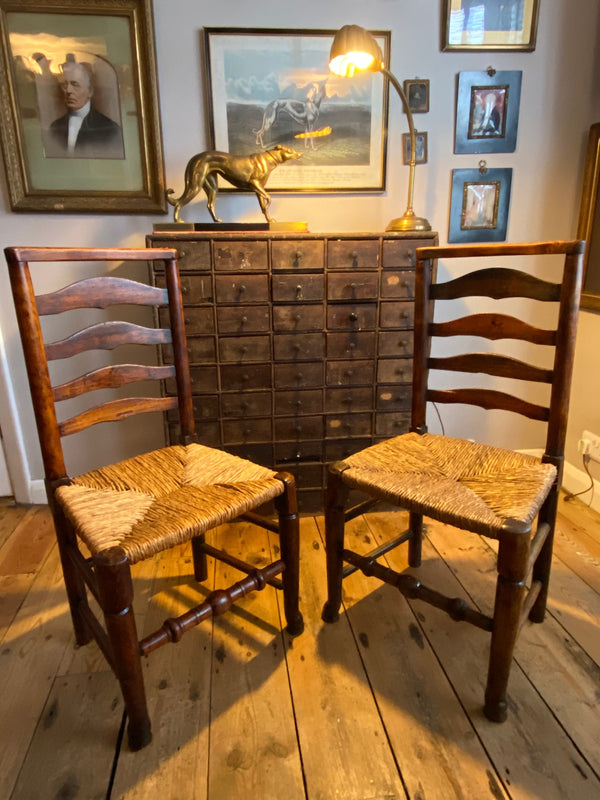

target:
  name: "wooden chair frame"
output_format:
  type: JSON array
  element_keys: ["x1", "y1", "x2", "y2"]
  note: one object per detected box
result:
[
  {"x1": 5, "y1": 246, "x2": 303, "y2": 750},
  {"x1": 322, "y1": 240, "x2": 585, "y2": 722}
]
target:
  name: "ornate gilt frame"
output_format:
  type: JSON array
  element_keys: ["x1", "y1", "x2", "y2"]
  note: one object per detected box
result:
[{"x1": 0, "y1": 0, "x2": 166, "y2": 213}]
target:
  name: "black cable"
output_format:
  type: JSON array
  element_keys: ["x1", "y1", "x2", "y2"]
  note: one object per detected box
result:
[{"x1": 564, "y1": 453, "x2": 595, "y2": 505}]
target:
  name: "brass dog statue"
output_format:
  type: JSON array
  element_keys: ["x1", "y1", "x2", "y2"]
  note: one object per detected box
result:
[{"x1": 166, "y1": 144, "x2": 301, "y2": 223}]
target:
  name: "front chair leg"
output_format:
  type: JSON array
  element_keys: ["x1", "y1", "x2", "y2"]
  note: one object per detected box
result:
[
  {"x1": 95, "y1": 547, "x2": 152, "y2": 750},
  {"x1": 484, "y1": 528, "x2": 529, "y2": 722},
  {"x1": 322, "y1": 464, "x2": 349, "y2": 623},
  {"x1": 408, "y1": 511, "x2": 423, "y2": 567},
  {"x1": 191, "y1": 534, "x2": 209, "y2": 582},
  {"x1": 529, "y1": 492, "x2": 557, "y2": 623},
  {"x1": 274, "y1": 473, "x2": 304, "y2": 637}
]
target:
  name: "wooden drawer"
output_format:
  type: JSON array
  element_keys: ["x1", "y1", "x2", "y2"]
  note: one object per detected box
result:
[
  {"x1": 187, "y1": 366, "x2": 218, "y2": 393},
  {"x1": 272, "y1": 274, "x2": 325, "y2": 302},
  {"x1": 217, "y1": 305, "x2": 270, "y2": 333},
  {"x1": 273, "y1": 332, "x2": 324, "y2": 361},
  {"x1": 375, "y1": 412, "x2": 411, "y2": 437},
  {"x1": 274, "y1": 362, "x2": 324, "y2": 388},
  {"x1": 327, "y1": 272, "x2": 379, "y2": 301},
  {"x1": 156, "y1": 273, "x2": 213, "y2": 303},
  {"x1": 382, "y1": 239, "x2": 420, "y2": 268},
  {"x1": 160, "y1": 305, "x2": 214, "y2": 337},
  {"x1": 325, "y1": 387, "x2": 373, "y2": 412},
  {"x1": 167, "y1": 394, "x2": 219, "y2": 422},
  {"x1": 376, "y1": 386, "x2": 411, "y2": 411},
  {"x1": 378, "y1": 331, "x2": 414, "y2": 357},
  {"x1": 326, "y1": 359, "x2": 374, "y2": 387},
  {"x1": 326, "y1": 331, "x2": 376, "y2": 359},
  {"x1": 219, "y1": 335, "x2": 271, "y2": 362},
  {"x1": 222, "y1": 391, "x2": 272, "y2": 418},
  {"x1": 381, "y1": 270, "x2": 415, "y2": 299},
  {"x1": 379, "y1": 301, "x2": 414, "y2": 329},
  {"x1": 213, "y1": 240, "x2": 267, "y2": 271},
  {"x1": 153, "y1": 239, "x2": 211, "y2": 271},
  {"x1": 274, "y1": 389, "x2": 323, "y2": 416},
  {"x1": 327, "y1": 239, "x2": 379, "y2": 269},
  {"x1": 215, "y1": 274, "x2": 269, "y2": 303},
  {"x1": 280, "y1": 462, "x2": 324, "y2": 489},
  {"x1": 327, "y1": 303, "x2": 377, "y2": 330},
  {"x1": 325, "y1": 437, "x2": 371, "y2": 462},
  {"x1": 273, "y1": 304, "x2": 324, "y2": 331},
  {"x1": 226, "y1": 443, "x2": 273, "y2": 464},
  {"x1": 169, "y1": 420, "x2": 220, "y2": 447},
  {"x1": 325, "y1": 412, "x2": 372, "y2": 438},
  {"x1": 223, "y1": 417, "x2": 272, "y2": 444},
  {"x1": 274, "y1": 415, "x2": 323, "y2": 440},
  {"x1": 219, "y1": 363, "x2": 271, "y2": 391},
  {"x1": 274, "y1": 440, "x2": 323, "y2": 463},
  {"x1": 271, "y1": 239, "x2": 324, "y2": 270},
  {"x1": 186, "y1": 336, "x2": 216, "y2": 363},
  {"x1": 377, "y1": 358, "x2": 413, "y2": 384}
]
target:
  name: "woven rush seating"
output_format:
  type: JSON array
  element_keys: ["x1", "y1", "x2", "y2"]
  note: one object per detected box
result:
[
  {"x1": 322, "y1": 240, "x2": 585, "y2": 723},
  {"x1": 4, "y1": 246, "x2": 303, "y2": 751}
]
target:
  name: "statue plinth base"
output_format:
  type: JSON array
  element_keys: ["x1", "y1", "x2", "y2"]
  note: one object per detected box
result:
[{"x1": 153, "y1": 221, "x2": 309, "y2": 233}]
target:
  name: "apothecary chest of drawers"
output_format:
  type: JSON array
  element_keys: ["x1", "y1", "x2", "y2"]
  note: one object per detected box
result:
[{"x1": 147, "y1": 229, "x2": 438, "y2": 512}]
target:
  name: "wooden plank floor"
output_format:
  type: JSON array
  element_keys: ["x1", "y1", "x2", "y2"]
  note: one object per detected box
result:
[{"x1": 1, "y1": 494, "x2": 599, "y2": 799}]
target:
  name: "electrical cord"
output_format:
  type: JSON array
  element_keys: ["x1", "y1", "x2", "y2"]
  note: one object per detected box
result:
[{"x1": 564, "y1": 453, "x2": 595, "y2": 505}]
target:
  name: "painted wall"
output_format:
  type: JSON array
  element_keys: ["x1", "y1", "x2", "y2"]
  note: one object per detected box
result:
[{"x1": 0, "y1": 0, "x2": 599, "y2": 505}]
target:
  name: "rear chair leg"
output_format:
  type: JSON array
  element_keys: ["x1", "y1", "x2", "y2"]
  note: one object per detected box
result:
[
  {"x1": 274, "y1": 473, "x2": 304, "y2": 636},
  {"x1": 95, "y1": 547, "x2": 152, "y2": 750},
  {"x1": 529, "y1": 494, "x2": 557, "y2": 623},
  {"x1": 408, "y1": 511, "x2": 423, "y2": 567},
  {"x1": 191, "y1": 534, "x2": 209, "y2": 582},
  {"x1": 322, "y1": 465, "x2": 349, "y2": 623}
]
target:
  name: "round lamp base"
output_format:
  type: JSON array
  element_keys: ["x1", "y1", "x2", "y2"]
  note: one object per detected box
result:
[{"x1": 386, "y1": 213, "x2": 432, "y2": 232}]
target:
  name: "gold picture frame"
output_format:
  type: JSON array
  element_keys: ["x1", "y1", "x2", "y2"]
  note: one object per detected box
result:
[
  {"x1": 442, "y1": 0, "x2": 540, "y2": 52},
  {"x1": 0, "y1": 0, "x2": 166, "y2": 213},
  {"x1": 577, "y1": 122, "x2": 600, "y2": 312}
]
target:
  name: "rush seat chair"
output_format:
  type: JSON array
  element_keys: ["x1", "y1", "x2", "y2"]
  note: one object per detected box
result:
[
  {"x1": 5, "y1": 246, "x2": 303, "y2": 750},
  {"x1": 322, "y1": 240, "x2": 584, "y2": 722}
]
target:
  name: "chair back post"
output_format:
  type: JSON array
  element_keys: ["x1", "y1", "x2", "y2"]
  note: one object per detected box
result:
[
  {"x1": 543, "y1": 243, "x2": 585, "y2": 469},
  {"x1": 5, "y1": 248, "x2": 67, "y2": 481},
  {"x1": 163, "y1": 255, "x2": 196, "y2": 443},
  {"x1": 412, "y1": 252, "x2": 434, "y2": 434}
]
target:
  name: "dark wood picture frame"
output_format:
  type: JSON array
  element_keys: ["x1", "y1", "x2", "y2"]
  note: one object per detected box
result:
[
  {"x1": 455, "y1": 70, "x2": 522, "y2": 154},
  {"x1": 577, "y1": 122, "x2": 600, "y2": 312},
  {"x1": 448, "y1": 166, "x2": 512, "y2": 243},
  {"x1": 0, "y1": 0, "x2": 166, "y2": 213},
  {"x1": 442, "y1": 0, "x2": 540, "y2": 52},
  {"x1": 203, "y1": 27, "x2": 391, "y2": 193},
  {"x1": 403, "y1": 79, "x2": 429, "y2": 113}
]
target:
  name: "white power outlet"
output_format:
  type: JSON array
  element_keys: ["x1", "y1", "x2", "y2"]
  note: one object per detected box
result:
[{"x1": 582, "y1": 430, "x2": 600, "y2": 463}]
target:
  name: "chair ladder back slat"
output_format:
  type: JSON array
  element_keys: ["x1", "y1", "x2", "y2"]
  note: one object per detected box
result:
[
  {"x1": 545, "y1": 249, "x2": 585, "y2": 458},
  {"x1": 428, "y1": 353, "x2": 553, "y2": 383},
  {"x1": 45, "y1": 321, "x2": 172, "y2": 361},
  {"x1": 52, "y1": 364, "x2": 177, "y2": 402},
  {"x1": 58, "y1": 396, "x2": 179, "y2": 437},
  {"x1": 36, "y1": 277, "x2": 169, "y2": 315},
  {"x1": 164, "y1": 258, "x2": 196, "y2": 441},
  {"x1": 426, "y1": 388, "x2": 550, "y2": 421},
  {"x1": 7, "y1": 246, "x2": 178, "y2": 263},
  {"x1": 430, "y1": 313, "x2": 556, "y2": 344},
  {"x1": 431, "y1": 268, "x2": 561, "y2": 302}
]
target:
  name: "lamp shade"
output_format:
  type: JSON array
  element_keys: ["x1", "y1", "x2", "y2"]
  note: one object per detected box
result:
[{"x1": 329, "y1": 25, "x2": 383, "y2": 77}]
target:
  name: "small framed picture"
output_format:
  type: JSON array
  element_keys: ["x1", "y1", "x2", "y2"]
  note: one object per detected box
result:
[
  {"x1": 448, "y1": 167, "x2": 512, "y2": 243},
  {"x1": 403, "y1": 79, "x2": 429, "y2": 113},
  {"x1": 402, "y1": 132, "x2": 428, "y2": 165},
  {"x1": 455, "y1": 70, "x2": 522, "y2": 154},
  {"x1": 442, "y1": 0, "x2": 540, "y2": 52}
]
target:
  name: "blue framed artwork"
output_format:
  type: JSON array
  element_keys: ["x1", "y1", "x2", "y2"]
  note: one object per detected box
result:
[
  {"x1": 448, "y1": 166, "x2": 512, "y2": 243},
  {"x1": 455, "y1": 70, "x2": 522, "y2": 154}
]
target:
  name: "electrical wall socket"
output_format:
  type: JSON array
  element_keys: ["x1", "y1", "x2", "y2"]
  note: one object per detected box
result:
[{"x1": 582, "y1": 430, "x2": 600, "y2": 462}]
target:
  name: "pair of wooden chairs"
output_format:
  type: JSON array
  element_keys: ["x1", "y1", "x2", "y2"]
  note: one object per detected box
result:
[{"x1": 4, "y1": 240, "x2": 584, "y2": 748}]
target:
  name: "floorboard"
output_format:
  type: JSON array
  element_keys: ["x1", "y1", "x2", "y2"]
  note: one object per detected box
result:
[{"x1": 0, "y1": 496, "x2": 598, "y2": 800}]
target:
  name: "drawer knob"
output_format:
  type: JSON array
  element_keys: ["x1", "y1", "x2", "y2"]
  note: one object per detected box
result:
[
  {"x1": 295, "y1": 250, "x2": 304, "y2": 261},
  {"x1": 348, "y1": 341, "x2": 356, "y2": 349},
  {"x1": 295, "y1": 424, "x2": 303, "y2": 433},
  {"x1": 293, "y1": 343, "x2": 301, "y2": 352},
  {"x1": 401, "y1": 311, "x2": 409, "y2": 319},
  {"x1": 179, "y1": 250, "x2": 187, "y2": 258},
  {"x1": 405, "y1": 250, "x2": 416, "y2": 265},
  {"x1": 349, "y1": 312, "x2": 358, "y2": 321},
  {"x1": 241, "y1": 401, "x2": 249, "y2": 411},
  {"x1": 236, "y1": 284, "x2": 246, "y2": 293},
  {"x1": 241, "y1": 345, "x2": 248, "y2": 354},
  {"x1": 240, "y1": 315, "x2": 248, "y2": 324},
  {"x1": 242, "y1": 373, "x2": 250, "y2": 381},
  {"x1": 350, "y1": 282, "x2": 357, "y2": 290},
  {"x1": 398, "y1": 340, "x2": 408, "y2": 349},
  {"x1": 344, "y1": 370, "x2": 353, "y2": 378},
  {"x1": 296, "y1": 372, "x2": 303, "y2": 381},
  {"x1": 295, "y1": 399, "x2": 302, "y2": 407},
  {"x1": 181, "y1": 285, "x2": 189, "y2": 295},
  {"x1": 294, "y1": 313, "x2": 301, "y2": 322}
]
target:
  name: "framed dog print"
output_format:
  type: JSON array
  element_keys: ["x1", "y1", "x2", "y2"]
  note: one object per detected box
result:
[
  {"x1": 442, "y1": 0, "x2": 540, "y2": 51},
  {"x1": 203, "y1": 27, "x2": 391, "y2": 192},
  {"x1": 402, "y1": 132, "x2": 427, "y2": 165},
  {"x1": 454, "y1": 70, "x2": 522, "y2": 154},
  {"x1": 448, "y1": 166, "x2": 512, "y2": 243},
  {"x1": 0, "y1": 0, "x2": 166, "y2": 213}
]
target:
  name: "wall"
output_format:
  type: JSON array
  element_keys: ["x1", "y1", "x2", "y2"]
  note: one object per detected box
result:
[{"x1": 1, "y1": 0, "x2": 599, "y2": 506}]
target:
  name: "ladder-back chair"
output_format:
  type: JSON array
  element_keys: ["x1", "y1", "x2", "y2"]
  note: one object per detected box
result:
[
  {"x1": 322, "y1": 240, "x2": 584, "y2": 722},
  {"x1": 5, "y1": 246, "x2": 303, "y2": 750}
]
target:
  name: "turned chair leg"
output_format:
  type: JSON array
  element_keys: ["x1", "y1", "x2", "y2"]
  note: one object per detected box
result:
[
  {"x1": 322, "y1": 467, "x2": 349, "y2": 623},
  {"x1": 95, "y1": 547, "x2": 152, "y2": 751},
  {"x1": 191, "y1": 534, "x2": 209, "y2": 582},
  {"x1": 529, "y1": 493, "x2": 557, "y2": 623},
  {"x1": 408, "y1": 511, "x2": 423, "y2": 567},
  {"x1": 275, "y1": 474, "x2": 304, "y2": 636},
  {"x1": 484, "y1": 531, "x2": 529, "y2": 722}
]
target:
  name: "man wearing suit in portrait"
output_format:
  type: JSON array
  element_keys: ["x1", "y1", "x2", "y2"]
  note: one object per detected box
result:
[{"x1": 45, "y1": 61, "x2": 124, "y2": 159}]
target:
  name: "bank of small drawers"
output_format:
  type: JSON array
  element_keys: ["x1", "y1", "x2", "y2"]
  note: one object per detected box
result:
[{"x1": 148, "y1": 230, "x2": 437, "y2": 512}]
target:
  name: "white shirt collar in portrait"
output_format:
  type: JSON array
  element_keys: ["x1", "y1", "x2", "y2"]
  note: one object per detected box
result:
[{"x1": 67, "y1": 100, "x2": 91, "y2": 153}]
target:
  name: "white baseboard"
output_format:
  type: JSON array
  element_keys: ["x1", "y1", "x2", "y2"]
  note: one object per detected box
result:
[
  {"x1": 562, "y1": 459, "x2": 600, "y2": 513},
  {"x1": 28, "y1": 479, "x2": 48, "y2": 505}
]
